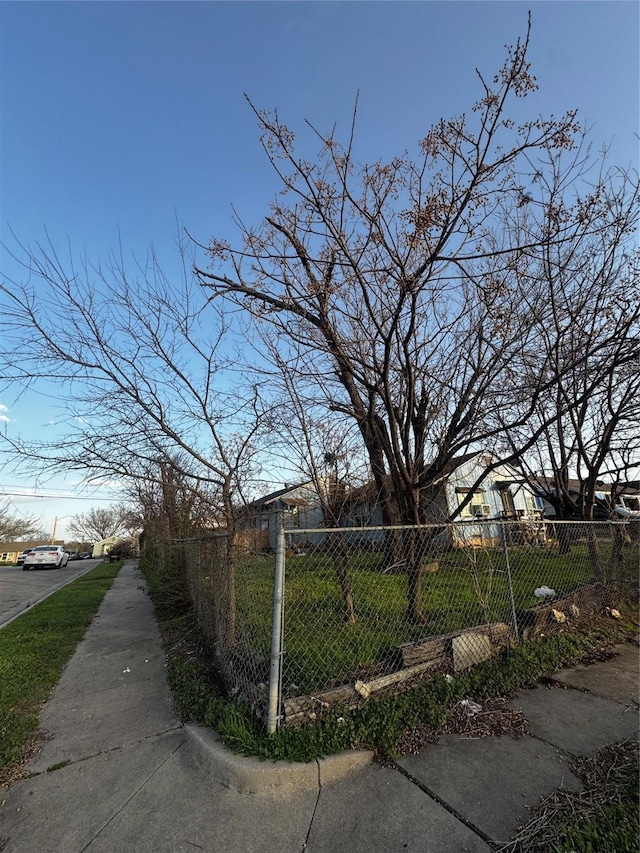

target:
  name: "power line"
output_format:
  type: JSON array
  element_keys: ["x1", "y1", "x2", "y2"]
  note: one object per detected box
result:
[{"x1": 0, "y1": 491, "x2": 123, "y2": 502}]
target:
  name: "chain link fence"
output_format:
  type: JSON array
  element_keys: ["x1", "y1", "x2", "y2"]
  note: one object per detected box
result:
[{"x1": 167, "y1": 517, "x2": 638, "y2": 730}]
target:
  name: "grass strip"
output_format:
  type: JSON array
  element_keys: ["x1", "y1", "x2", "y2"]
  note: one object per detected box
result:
[{"x1": 0, "y1": 562, "x2": 122, "y2": 781}]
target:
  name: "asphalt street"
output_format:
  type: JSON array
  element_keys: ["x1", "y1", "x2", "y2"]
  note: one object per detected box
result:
[{"x1": 0, "y1": 558, "x2": 104, "y2": 629}]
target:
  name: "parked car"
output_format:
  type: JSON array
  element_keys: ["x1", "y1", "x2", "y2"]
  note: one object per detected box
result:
[
  {"x1": 22, "y1": 545, "x2": 70, "y2": 571},
  {"x1": 67, "y1": 551, "x2": 80, "y2": 560},
  {"x1": 80, "y1": 552, "x2": 92, "y2": 559},
  {"x1": 615, "y1": 504, "x2": 640, "y2": 519},
  {"x1": 16, "y1": 549, "x2": 31, "y2": 566}
]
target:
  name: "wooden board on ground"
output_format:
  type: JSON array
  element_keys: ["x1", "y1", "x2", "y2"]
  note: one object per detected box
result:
[{"x1": 398, "y1": 621, "x2": 512, "y2": 667}]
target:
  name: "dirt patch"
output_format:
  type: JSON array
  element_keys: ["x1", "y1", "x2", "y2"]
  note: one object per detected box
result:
[
  {"x1": 575, "y1": 645, "x2": 621, "y2": 666},
  {"x1": 394, "y1": 697, "x2": 529, "y2": 756},
  {"x1": 0, "y1": 729, "x2": 50, "y2": 790},
  {"x1": 498, "y1": 739, "x2": 639, "y2": 852}
]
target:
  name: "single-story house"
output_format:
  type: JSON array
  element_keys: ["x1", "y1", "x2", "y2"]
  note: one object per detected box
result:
[
  {"x1": 240, "y1": 455, "x2": 555, "y2": 551},
  {"x1": 238, "y1": 483, "x2": 325, "y2": 549},
  {"x1": 441, "y1": 453, "x2": 545, "y2": 546},
  {"x1": 340, "y1": 452, "x2": 545, "y2": 547},
  {"x1": 92, "y1": 536, "x2": 124, "y2": 559},
  {"x1": 441, "y1": 453, "x2": 544, "y2": 521}
]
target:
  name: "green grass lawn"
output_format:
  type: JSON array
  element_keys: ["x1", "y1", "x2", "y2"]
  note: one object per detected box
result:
[
  {"x1": 230, "y1": 539, "x2": 637, "y2": 694},
  {"x1": 0, "y1": 562, "x2": 121, "y2": 782}
]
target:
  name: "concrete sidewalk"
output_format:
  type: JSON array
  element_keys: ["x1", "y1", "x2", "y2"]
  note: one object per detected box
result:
[{"x1": 1, "y1": 562, "x2": 638, "y2": 852}]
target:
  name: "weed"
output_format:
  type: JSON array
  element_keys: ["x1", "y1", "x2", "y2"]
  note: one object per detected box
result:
[
  {"x1": 46, "y1": 760, "x2": 71, "y2": 773},
  {"x1": 502, "y1": 739, "x2": 639, "y2": 852}
]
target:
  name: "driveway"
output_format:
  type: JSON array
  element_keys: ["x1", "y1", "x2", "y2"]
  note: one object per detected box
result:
[{"x1": 0, "y1": 559, "x2": 104, "y2": 629}]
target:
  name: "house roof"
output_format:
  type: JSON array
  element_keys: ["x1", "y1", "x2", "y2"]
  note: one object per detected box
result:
[
  {"x1": 494, "y1": 479, "x2": 528, "y2": 489},
  {"x1": 430, "y1": 451, "x2": 486, "y2": 481},
  {"x1": 0, "y1": 540, "x2": 63, "y2": 551},
  {"x1": 532, "y1": 477, "x2": 610, "y2": 496},
  {"x1": 243, "y1": 483, "x2": 312, "y2": 510},
  {"x1": 615, "y1": 481, "x2": 640, "y2": 495}
]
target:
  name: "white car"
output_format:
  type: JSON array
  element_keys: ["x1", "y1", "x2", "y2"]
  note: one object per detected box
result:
[
  {"x1": 22, "y1": 545, "x2": 70, "y2": 571},
  {"x1": 615, "y1": 505, "x2": 640, "y2": 519}
]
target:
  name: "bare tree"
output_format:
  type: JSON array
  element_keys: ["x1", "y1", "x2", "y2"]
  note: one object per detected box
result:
[
  {"x1": 128, "y1": 456, "x2": 230, "y2": 625},
  {"x1": 194, "y1": 22, "x2": 622, "y2": 620},
  {"x1": 499, "y1": 163, "x2": 640, "y2": 529},
  {"x1": 67, "y1": 504, "x2": 133, "y2": 542},
  {"x1": 0, "y1": 500, "x2": 46, "y2": 541},
  {"x1": 0, "y1": 234, "x2": 267, "y2": 537},
  {"x1": 0, "y1": 235, "x2": 270, "y2": 650},
  {"x1": 263, "y1": 349, "x2": 369, "y2": 623},
  {"x1": 132, "y1": 459, "x2": 221, "y2": 540}
]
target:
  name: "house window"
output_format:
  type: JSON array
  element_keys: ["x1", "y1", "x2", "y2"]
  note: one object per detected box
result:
[
  {"x1": 283, "y1": 505, "x2": 300, "y2": 528},
  {"x1": 457, "y1": 491, "x2": 486, "y2": 518},
  {"x1": 525, "y1": 492, "x2": 542, "y2": 511}
]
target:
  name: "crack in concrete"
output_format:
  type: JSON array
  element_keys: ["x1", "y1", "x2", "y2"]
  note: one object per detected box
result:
[
  {"x1": 79, "y1": 739, "x2": 187, "y2": 852},
  {"x1": 389, "y1": 759, "x2": 500, "y2": 851},
  {"x1": 28, "y1": 726, "x2": 186, "y2": 778},
  {"x1": 300, "y1": 760, "x2": 323, "y2": 851}
]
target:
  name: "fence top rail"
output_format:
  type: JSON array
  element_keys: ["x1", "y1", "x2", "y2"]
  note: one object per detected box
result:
[
  {"x1": 171, "y1": 533, "x2": 230, "y2": 543},
  {"x1": 165, "y1": 518, "x2": 632, "y2": 543},
  {"x1": 283, "y1": 519, "x2": 630, "y2": 536}
]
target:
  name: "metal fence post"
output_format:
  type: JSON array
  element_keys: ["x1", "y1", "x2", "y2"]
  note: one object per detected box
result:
[
  {"x1": 501, "y1": 521, "x2": 520, "y2": 643},
  {"x1": 267, "y1": 505, "x2": 286, "y2": 734}
]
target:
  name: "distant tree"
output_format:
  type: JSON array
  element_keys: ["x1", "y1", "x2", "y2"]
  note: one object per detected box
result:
[
  {"x1": 130, "y1": 456, "x2": 223, "y2": 540},
  {"x1": 130, "y1": 455, "x2": 241, "y2": 645},
  {"x1": 0, "y1": 500, "x2": 46, "y2": 541},
  {"x1": 64, "y1": 539, "x2": 94, "y2": 553},
  {"x1": 67, "y1": 505, "x2": 131, "y2": 542}
]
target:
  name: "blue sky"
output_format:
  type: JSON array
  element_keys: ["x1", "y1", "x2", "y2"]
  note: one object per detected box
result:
[{"x1": 1, "y1": 1, "x2": 638, "y2": 539}]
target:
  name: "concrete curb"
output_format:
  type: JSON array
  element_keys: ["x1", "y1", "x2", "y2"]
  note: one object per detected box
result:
[{"x1": 185, "y1": 724, "x2": 374, "y2": 795}]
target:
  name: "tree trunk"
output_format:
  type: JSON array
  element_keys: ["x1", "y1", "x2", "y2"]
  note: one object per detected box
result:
[
  {"x1": 362, "y1": 459, "x2": 431, "y2": 623},
  {"x1": 323, "y1": 483, "x2": 356, "y2": 625},
  {"x1": 220, "y1": 483, "x2": 237, "y2": 649},
  {"x1": 556, "y1": 523, "x2": 572, "y2": 555},
  {"x1": 585, "y1": 523, "x2": 605, "y2": 589},
  {"x1": 399, "y1": 500, "x2": 430, "y2": 624},
  {"x1": 609, "y1": 522, "x2": 629, "y2": 597},
  {"x1": 333, "y1": 536, "x2": 356, "y2": 625}
]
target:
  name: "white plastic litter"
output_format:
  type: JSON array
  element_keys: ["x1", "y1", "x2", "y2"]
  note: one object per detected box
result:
[
  {"x1": 459, "y1": 699, "x2": 482, "y2": 716},
  {"x1": 534, "y1": 586, "x2": 556, "y2": 597}
]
